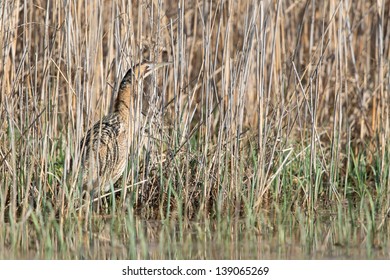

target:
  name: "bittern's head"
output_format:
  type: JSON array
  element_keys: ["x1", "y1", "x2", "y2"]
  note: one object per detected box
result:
[{"x1": 119, "y1": 60, "x2": 171, "y2": 90}]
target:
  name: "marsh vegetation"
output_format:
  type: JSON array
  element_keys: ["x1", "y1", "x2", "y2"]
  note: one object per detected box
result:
[{"x1": 0, "y1": 0, "x2": 389, "y2": 259}]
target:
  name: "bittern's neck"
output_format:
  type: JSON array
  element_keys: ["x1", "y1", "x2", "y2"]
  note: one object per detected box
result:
[
  {"x1": 114, "y1": 85, "x2": 133, "y2": 122},
  {"x1": 114, "y1": 68, "x2": 136, "y2": 122}
]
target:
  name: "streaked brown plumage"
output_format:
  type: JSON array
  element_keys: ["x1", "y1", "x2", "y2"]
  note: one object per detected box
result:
[{"x1": 78, "y1": 61, "x2": 168, "y2": 194}]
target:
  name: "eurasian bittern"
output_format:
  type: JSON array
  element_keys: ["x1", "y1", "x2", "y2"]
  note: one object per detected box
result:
[{"x1": 77, "y1": 61, "x2": 169, "y2": 194}]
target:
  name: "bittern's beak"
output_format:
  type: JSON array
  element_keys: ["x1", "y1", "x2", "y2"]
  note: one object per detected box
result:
[{"x1": 142, "y1": 61, "x2": 172, "y2": 78}]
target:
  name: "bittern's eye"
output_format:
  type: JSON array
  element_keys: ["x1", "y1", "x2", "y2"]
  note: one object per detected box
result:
[{"x1": 145, "y1": 64, "x2": 152, "y2": 72}]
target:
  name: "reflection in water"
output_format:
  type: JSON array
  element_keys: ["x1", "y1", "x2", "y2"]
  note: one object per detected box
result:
[{"x1": 2, "y1": 206, "x2": 389, "y2": 259}]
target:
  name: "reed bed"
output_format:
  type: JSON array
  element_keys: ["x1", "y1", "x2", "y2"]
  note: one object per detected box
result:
[{"x1": 0, "y1": 0, "x2": 389, "y2": 259}]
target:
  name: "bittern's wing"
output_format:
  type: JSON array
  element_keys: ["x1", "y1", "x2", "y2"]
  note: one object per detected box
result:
[{"x1": 78, "y1": 114, "x2": 124, "y2": 189}]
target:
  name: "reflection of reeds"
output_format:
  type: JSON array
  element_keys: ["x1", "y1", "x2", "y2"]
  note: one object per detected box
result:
[{"x1": 0, "y1": 0, "x2": 389, "y2": 258}]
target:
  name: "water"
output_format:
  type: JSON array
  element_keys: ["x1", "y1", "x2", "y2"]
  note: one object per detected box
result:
[{"x1": 2, "y1": 208, "x2": 389, "y2": 259}]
